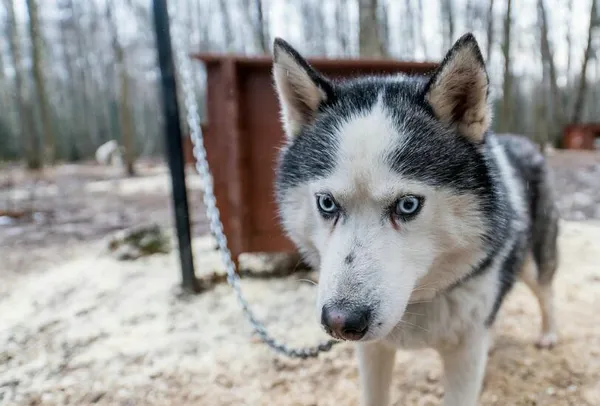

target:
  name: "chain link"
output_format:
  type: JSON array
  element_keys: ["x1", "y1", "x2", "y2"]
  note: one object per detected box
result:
[{"x1": 168, "y1": 6, "x2": 339, "y2": 359}]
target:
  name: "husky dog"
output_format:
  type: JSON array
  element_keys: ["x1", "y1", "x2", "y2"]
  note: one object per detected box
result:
[{"x1": 271, "y1": 33, "x2": 559, "y2": 406}]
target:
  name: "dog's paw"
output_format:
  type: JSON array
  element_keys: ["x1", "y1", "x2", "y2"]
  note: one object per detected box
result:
[{"x1": 535, "y1": 332, "x2": 558, "y2": 349}]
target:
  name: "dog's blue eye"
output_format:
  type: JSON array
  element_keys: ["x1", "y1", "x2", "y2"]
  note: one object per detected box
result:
[
  {"x1": 395, "y1": 196, "x2": 422, "y2": 216},
  {"x1": 317, "y1": 194, "x2": 338, "y2": 215}
]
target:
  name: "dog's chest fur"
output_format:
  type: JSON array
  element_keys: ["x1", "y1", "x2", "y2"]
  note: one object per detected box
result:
[{"x1": 384, "y1": 268, "x2": 497, "y2": 351}]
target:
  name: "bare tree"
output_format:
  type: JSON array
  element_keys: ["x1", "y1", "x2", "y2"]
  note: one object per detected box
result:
[
  {"x1": 217, "y1": 0, "x2": 235, "y2": 52},
  {"x1": 72, "y1": 0, "x2": 100, "y2": 147},
  {"x1": 0, "y1": 28, "x2": 14, "y2": 150},
  {"x1": 107, "y1": 1, "x2": 136, "y2": 176},
  {"x1": 538, "y1": 0, "x2": 565, "y2": 136},
  {"x1": 416, "y1": 0, "x2": 428, "y2": 59},
  {"x1": 359, "y1": 0, "x2": 385, "y2": 58},
  {"x1": 404, "y1": 0, "x2": 416, "y2": 58},
  {"x1": 571, "y1": 0, "x2": 598, "y2": 123},
  {"x1": 254, "y1": 0, "x2": 269, "y2": 53},
  {"x1": 565, "y1": 0, "x2": 574, "y2": 83},
  {"x1": 440, "y1": 0, "x2": 455, "y2": 51},
  {"x1": 465, "y1": 0, "x2": 476, "y2": 32},
  {"x1": 500, "y1": 0, "x2": 513, "y2": 132},
  {"x1": 377, "y1": 0, "x2": 389, "y2": 56},
  {"x1": 335, "y1": 0, "x2": 350, "y2": 56},
  {"x1": 89, "y1": 0, "x2": 121, "y2": 148},
  {"x1": 534, "y1": 85, "x2": 549, "y2": 149},
  {"x1": 485, "y1": 0, "x2": 495, "y2": 65},
  {"x1": 1, "y1": 0, "x2": 600, "y2": 166},
  {"x1": 239, "y1": 0, "x2": 270, "y2": 54},
  {"x1": 27, "y1": 0, "x2": 56, "y2": 164},
  {"x1": 301, "y1": 0, "x2": 328, "y2": 55},
  {"x1": 58, "y1": 0, "x2": 101, "y2": 159},
  {"x1": 5, "y1": 0, "x2": 41, "y2": 169},
  {"x1": 58, "y1": 0, "x2": 80, "y2": 159}
]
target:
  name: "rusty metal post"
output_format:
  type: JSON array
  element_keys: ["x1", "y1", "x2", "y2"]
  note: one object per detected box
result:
[{"x1": 152, "y1": 0, "x2": 199, "y2": 292}]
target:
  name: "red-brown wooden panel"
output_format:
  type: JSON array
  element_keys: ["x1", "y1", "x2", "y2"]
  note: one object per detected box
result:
[{"x1": 193, "y1": 53, "x2": 438, "y2": 261}]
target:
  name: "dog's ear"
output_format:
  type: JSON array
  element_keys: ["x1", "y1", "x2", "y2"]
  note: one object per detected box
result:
[
  {"x1": 424, "y1": 33, "x2": 490, "y2": 143},
  {"x1": 272, "y1": 38, "x2": 334, "y2": 140}
]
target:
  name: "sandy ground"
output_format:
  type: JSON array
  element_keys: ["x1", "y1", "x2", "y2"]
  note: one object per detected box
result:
[
  {"x1": 1, "y1": 154, "x2": 600, "y2": 405},
  {"x1": 0, "y1": 221, "x2": 599, "y2": 405}
]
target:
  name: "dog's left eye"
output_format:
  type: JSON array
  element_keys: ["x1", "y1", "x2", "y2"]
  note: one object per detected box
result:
[
  {"x1": 316, "y1": 193, "x2": 339, "y2": 217},
  {"x1": 394, "y1": 196, "x2": 423, "y2": 217}
]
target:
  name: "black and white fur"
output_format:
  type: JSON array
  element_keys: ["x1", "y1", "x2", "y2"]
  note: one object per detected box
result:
[{"x1": 271, "y1": 33, "x2": 560, "y2": 406}]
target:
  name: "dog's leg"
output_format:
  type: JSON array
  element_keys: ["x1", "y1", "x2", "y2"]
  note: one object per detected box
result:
[
  {"x1": 439, "y1": 329, "x2": 489, "y2": 406},
  {"x1": 356, "y1": 342, "x2": 396, "y2": 406},
  {"x1": 520, "y1": 253, "x2": 558, "y2": 348}
]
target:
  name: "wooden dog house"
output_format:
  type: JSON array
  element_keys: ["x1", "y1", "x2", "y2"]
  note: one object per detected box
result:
[
  {"x1": 562, "y1": 123, "x2": 600, "y2": 150},
  {"x1": 188, "y1": 54, "x2": 438, "y2": 262}
]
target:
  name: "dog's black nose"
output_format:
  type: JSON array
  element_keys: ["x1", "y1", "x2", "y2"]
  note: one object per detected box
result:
[{"x1": 321, "y1": 305, "x2": 369, "y2": 341}]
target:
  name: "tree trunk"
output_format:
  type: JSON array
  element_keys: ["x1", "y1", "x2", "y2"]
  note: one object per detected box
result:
[
  {"x1": 359, "y1": 0, "x2": 385, "y2": 58},
  {"x1": 70, "y1": 0, "x2": 100, "y2": 151},
  {"x1": 440, "y1": 0, "x2": 455, "y2": 51},
  {"x1": 107, "y1": 0, "x2": 136, "y2": 176},
  {"x1": 538, "y1": 0, "x2": 565, "y2": 142},
  {"x1": 571, "y1": 0, "x2": 597, "y2": 123},
  {"x1": 255, "y1": 0, "x2": 269, "y2": 54},
  {"x1": 565, "y1": 0, "x2": 574, "y2": 83},
  {"x1": 465, "y1": 0, "x2": 475, "y2": 31},
  {"x1": 5, "y1": 0, "x2": 41, "y2": 169},
  {"x1": 27, "y1": 0, "x2": 56, "y2": 165},
  {"x1": 500, "y1": 0, "x2": 513, "y2": 132},
  {"x1": 485, "y1": 0, "x2": 495, "y2": 65},
  {"x1": 217, "y1": 0, "x2": 235, "y2": 52},
  {"x1": 335, "y1": 0, "x2": 350, "y2": 56},
  {"x1": 86, "y1": 0, "x2": 115, "y2": 147},
  {"x1": 402, "y1": 0, "x2": 416, "y2": 58},
  {"x1": 0, "y1": 27, "x2": 16, "y2": 155},
  {"x1": 537, "y1": 28, "x2": 551, "y2": 151},
  {"x1": 416, "y1": 0, "x2": 428, "y2": 59},
  {"x1": 302, "y1": 1, "x2": 327, "y2": 55},
  {"x1": 377, "y1": 0, "x2": 389, "y2": 56},
  {"x1": 58, "y1": 0, "x2": 81, "y2": 160}
]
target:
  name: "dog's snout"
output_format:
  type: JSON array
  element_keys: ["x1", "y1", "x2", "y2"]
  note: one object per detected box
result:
[{"x1": 321, "y1": 304, "x2": 370, "y2": 341}]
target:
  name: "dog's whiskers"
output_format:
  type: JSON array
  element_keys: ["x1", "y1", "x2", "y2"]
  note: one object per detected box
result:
[
  {"x1": 413, "y1": 281, "x2": 437, "y2": 288},
  {"x1": 411, "y1": 287, "x2": 437, "y2": 293},
  {"x1": 407, "y1": 300, "x2": 434, "y2": 305},
  {"x1": 399, "y1": 319, "x2": 429, "y2": 333},
  {"x1": 403, "y1": 311, "x2": 425, "y2": 317},
  {"x1": 297, "y1": 278, "x2": 317, "y2": 286}
]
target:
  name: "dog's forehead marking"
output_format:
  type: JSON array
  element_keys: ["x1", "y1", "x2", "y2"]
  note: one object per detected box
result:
[{"x1": 328, "y1": 95, "x2": 407, "y2": 199}]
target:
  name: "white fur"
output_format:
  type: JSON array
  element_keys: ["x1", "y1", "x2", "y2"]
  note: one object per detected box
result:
[
  {"x1": 311, "y1": 98, "x2": 434, "y2": 338},
  {"x1": 439, "y1": 329, "x2": 490, "y2": 406},
  {"x1": 305, "y1": 97, "x2": 493, "y2": 342},
  {"x1": 278, "y1": 95, "x2": 534, "y2": 405},
  {"x1": 356, "y1": 342, "x2": 397, "y2": 406}
]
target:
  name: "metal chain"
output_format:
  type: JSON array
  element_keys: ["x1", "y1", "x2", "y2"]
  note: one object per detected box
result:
[{"x1": 168, "y1": 6, "x2": 339, "y2": 359}]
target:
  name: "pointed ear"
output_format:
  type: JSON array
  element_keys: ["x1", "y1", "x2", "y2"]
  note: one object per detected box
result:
[
  {"x1": 272, "y1": 38, "x2": 334, "y2": 139},
  {"x1": 424, "y1": 33, "x2": 491, "y2": 143}
]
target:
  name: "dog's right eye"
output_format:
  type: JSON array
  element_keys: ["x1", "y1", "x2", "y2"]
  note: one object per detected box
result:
[{"x1": 316, "y1": 193, "x2": 339, "y2": 218}]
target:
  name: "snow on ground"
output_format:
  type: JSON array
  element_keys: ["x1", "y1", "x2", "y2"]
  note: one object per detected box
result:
[{"x1": 1, "y1": 220, "x2": 600, "y2": 406}]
